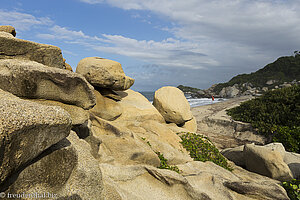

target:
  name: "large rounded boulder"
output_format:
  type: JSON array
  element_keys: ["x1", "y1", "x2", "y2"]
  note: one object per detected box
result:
[
  {"x1": 76, "y1": 57, "x2": 134, "y2": 91},
  {"x1": 153, "y1": 86, "x2": 193, "y2": 125}
]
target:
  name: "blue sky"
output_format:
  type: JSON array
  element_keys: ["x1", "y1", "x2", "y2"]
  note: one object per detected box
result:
[{"x1": 1, "y1": 0, "x2": 300, "y2": 91}]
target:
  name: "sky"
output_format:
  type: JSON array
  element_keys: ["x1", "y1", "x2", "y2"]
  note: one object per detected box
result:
[{"x1": 1, "y1": 0, "x2": 300, "y2": 91}]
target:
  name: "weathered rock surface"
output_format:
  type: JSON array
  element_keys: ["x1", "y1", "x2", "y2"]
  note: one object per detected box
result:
[
  {"x1": 219, "y1": 84, "x2": 240, "y2": 98},
  {"x1": 221, "y1": 145, "x2": 245, "y2": 166},
  {"x1": 1, "y1": 131, "x2": 103, "y2": 199},
  {"x1": 0, "y1": 59, "x2": 96, "y2": 109},
  {"x1": 115, "y1": 89, "x2": 165, "y2": 123},
  {"x1": 192, "y1": 96, "x2": 267, "y2": 149},
  {"x1": 0, "y1": 25, "x2": 16, "y2": 37},
  {"x1": 98, "y1": 87, "x2": 122, "y2": 101},
  {"x1": 88, "y1": 89, "x2": 192, "y2": 166},
  {"x1": 0, "y1": 32, "x2": 64, "y2": 68},
  {"x1": 89, "y1": 89, "x2": 122, "y2": 121},
  {"x1": 100, "y1": 161, "x2": 289, "y2": 200},
  {"x1": 284, "y1": 151, "x2": 300, "y2": 179},
  {"x1": 30, "y1": 99, "x2": 89, "y2": 125},
  {"x1": 153, "y1": 86, "x2": 193, "y2": 125},
  {"x1": 244, "y1": 144, "x2": 293, "y2": 181},
  {"x1": 223, "y1": 143, "x2": 300, "y2": 179},
  {"x1": 223, "y1": 143, "x2": 286, "y2": 167},
  {"x1": 76, "y1": 57, "x2": 134, "y2": 90},
  {"x1": 63, "y1": 58, "x2": 73, "y2": 71},
  {"x1": 0, "y1": 89, "x2": 72, "y2": 184},
  {"x1": 182, "y1": 116, "x2": 197, "y2": 132}
]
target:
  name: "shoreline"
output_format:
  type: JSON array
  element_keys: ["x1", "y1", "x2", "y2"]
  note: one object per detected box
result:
[{"x1": 191, "y1": 95, "x2": 266, "y2": 149}]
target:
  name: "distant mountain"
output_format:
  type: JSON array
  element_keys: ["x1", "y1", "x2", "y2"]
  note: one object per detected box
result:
[
  {"x1": 177, "y1": 85, "x2": 200, "y2": 93},
  {"x1": 212, "y1": 54, "x2": 300, "y2": 95},
  {"x1": 178, "y1": 53, "x2": 300, "y2": 98}
]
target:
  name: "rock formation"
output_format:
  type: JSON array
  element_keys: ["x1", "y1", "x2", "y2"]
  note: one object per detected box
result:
[
  {"x1": 222, "y1": 143, "x2": 300, "y2": 180},
  {"x1": 0, "y1": 89, "x2": 72, "y2": 184},
  {"x1": 76, "y1": 57, "x2": 134, "y2": 90},
  {"x1": 0, "y1": 26, "x2": 292, "y2": 200},
  {"x1": 153, "y1": 86, "x2": 193, "y2": 125},
  {"x1": 0, "y1": 59, "x2": 96, "y2": 109},
  {"x1": 0, "y1": 25, "x2": 16, "y2": 37},
  {"x1": 0, "y1": 31, "x2": 65, "y2": 69},
  {"x1": 243, "y1": 144, "x2": 293, "y2": 181}
]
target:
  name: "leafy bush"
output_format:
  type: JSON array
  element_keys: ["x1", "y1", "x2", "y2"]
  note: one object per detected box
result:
[
  {"x1": 227, "y1": 85, "x2": 300, "y2": 153},
  {"x1": 155, "y1": 152, "x2": 181, "y2": 173},
  {"x1": 273, "y1": 126, "x2": 300, "y2": 153},
  {"x1": 282, "y1": 179, "x2": 300, "y2": 200},
  {"x1": 178, "y1": 132, "x2": 233, "y2": 171}
]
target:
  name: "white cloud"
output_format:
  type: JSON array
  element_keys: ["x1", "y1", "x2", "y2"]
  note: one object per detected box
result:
[
  {"x1": 94, "y1": 34, "x2": 218, "y2": 68},
  {"x1": 79, "y1": 0, "x2": 300, "y2": 56},
  {"x1": 0, "y1": 9, "x2": 53, "y2": 31},
  {"x1": 37, "y1": 25, "x2": 104, "y2": 41},
  {"x1": 36, "y1": 24, "x2": 217, "y2": 68}
]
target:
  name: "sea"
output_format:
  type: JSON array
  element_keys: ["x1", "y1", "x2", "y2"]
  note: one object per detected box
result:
[{"x1": 139, "y1": 91, "x2": 226, "y2": 108}]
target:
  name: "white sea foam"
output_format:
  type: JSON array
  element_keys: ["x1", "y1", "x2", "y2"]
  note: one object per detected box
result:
[
  {"x1": 149, "y1": 98, "x2": 226, "y2": 107},
  {"x1": 140, "y1": 91, "x2": 226, "y2": 108},
  {"x1": 187, "y1": 98, "x2": 226, "y2": 107}
]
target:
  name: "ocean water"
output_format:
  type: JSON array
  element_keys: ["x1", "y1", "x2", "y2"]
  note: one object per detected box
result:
[{"x1": 139, "y1": 91, "x2": 226, "y2": 108}]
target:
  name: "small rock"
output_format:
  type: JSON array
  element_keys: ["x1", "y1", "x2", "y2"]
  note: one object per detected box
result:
[{"x1": 0, "y1": 25, "x2": 16, "y2": 37}]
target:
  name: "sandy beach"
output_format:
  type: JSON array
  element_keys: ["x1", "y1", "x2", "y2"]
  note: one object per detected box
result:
[{"x1": 191, "y1": 95, "x2": 267, "y2": 149}]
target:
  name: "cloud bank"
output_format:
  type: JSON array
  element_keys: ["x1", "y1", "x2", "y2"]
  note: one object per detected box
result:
[{"x1": 1, "y1": 0, "x2": 300, "y2": 90}]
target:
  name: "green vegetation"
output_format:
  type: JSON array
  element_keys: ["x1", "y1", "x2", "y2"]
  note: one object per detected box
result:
[
  {"x1": 212, "y1": 54, "x2": 300, "y2": 94},
  {"x1": 141, "y1": 137, "x2": 181, "y2": 173},
  {"x1": 177, "y1": 85, "x2": 200, "y2": 93},
  {"x1": 178, "y1": 132, "x2": 233, "y2": 171},
  {"x1": 282, "y1": 179, "x2": 300, "y2": 200},
  {"x1": 227, "y1": 85, "x2": 300, "y2": 153},
  {"x1": 155, "y1": 152, "x2": 181, "y2": 173},
  {"x1": 146, "y1": 141, "x2": 152, "y2": 147}
]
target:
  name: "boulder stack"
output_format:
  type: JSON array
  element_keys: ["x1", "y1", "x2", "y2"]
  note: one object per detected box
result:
[
  {"x1": 0, "y1": 59, "x2": 96, "y2": 109},
  {"x1": 76, "y1": 57, "x2": 134, "y2": 90},
  {"x1": 0, "y1": 89, "x2": 72, "y2": 184},
  {"x1": 0, "y1": 32, "x2": 65, "y2": 69}
]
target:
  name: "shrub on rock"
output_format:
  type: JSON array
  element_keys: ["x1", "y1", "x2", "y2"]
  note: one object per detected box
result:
[{"x1": 178, "y1": 132, "x2": 233, "y2": 171}]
